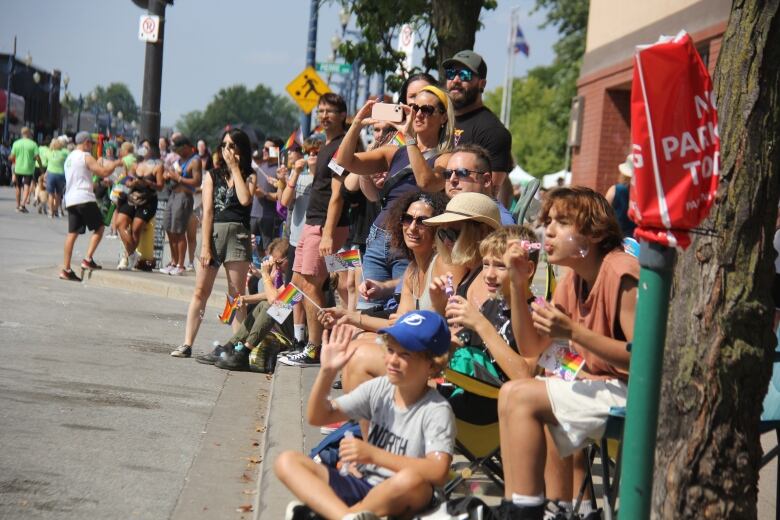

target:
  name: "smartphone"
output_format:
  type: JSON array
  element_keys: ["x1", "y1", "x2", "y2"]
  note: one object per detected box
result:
[{"x1": 371, "y1": 103, "x2": 404, "y2": 123}]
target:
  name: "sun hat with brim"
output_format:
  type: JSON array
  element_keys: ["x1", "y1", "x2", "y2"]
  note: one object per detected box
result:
[
  {"x1": 423, "y1": 192, "x2": 501, "y2": 230},
  {"x1": 618, "y1": 154, "x2": 634, "y2": 178}
]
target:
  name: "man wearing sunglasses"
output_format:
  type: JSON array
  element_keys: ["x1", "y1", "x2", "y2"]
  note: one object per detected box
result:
[
  {"x1": 442, "y1": 50, "x2": 512, "y2": 205},
  {"x1": 442, "y1": 143, "x2": 515, "y2": 225}
]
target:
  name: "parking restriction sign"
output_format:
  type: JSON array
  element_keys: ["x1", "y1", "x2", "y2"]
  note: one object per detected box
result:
[{"x1": 138, "y1": 15, "x2": 160, "y2": 43}]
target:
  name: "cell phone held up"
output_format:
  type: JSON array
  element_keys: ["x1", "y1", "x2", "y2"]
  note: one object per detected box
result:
[{"x1": 371, "y1": 103, "x2": 404, "y2": 123}]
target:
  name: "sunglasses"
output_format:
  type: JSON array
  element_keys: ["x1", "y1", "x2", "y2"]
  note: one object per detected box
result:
[
  {"x1": 445, "y1": 68, "x2": 474, "y2": 82},
  {"x1": 220, "y1": 142, "x2": 237, "y2": 150},
  {"x1": 443, "y1": 168, "x2": 484, "y2": 179},
  {"x1": 400, "y1": 214, "x2": 428, "y2": 227},
  {"x1": 409, "y1": 103, "x2": 441, "y2": 117},
  {"x1": 437, "y1": 227, "x2": 460, "y2": 243}
]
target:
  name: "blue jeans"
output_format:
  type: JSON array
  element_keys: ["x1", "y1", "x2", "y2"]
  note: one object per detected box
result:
[{"x1": 358, "y1": 225, "x2": 409, "y2": 309}]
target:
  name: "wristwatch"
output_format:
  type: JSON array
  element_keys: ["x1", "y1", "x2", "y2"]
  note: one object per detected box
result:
[{"x1": 405, "y1": 136, "x2": 418, "y2": 146}]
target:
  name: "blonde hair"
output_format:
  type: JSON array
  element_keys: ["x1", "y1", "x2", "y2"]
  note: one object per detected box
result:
[
  {"x1": 436, "y1": 221, "x2": 494, "y2": 266},
  {"x1": 480, "y1": 225, "x2": 540, "y2": 265},
  {"x1": 120, "y1": 141, "x2": 135, "y2": 155},
  {"x1": 414, "y1": 89, "x2": 454, "y2": 154},
  {"x1": 50, "y1": 139, "x2": 64, "y2": 151}
]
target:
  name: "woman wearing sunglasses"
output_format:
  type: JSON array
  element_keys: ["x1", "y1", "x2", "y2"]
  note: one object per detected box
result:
[
  {"x1": 171, "y1": 128, "x2": 257, "y2": 359},
  {"x1": 337, "y1": 84, "x2": 456, "y2": 311}
]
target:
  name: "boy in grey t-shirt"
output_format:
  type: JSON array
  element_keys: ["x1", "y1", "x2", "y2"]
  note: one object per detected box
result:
[{"x1": 275, "y1": 311, "x2": 455, "y2": 520}]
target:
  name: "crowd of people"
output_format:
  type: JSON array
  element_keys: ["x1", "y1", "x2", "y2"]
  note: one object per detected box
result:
[{"x1": 4, "y1": 49, "x2": 643, "y2": 520}]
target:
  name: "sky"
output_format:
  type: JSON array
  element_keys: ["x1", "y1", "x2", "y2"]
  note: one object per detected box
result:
[{"x1": 1, "y1": 0, "x2": 559, "y2": 128}]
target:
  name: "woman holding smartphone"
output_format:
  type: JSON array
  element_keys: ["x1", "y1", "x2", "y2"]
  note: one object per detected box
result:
[
  {"x1": 337, "y1": 78, "x2": 455, "y2": 310},
  {"x1": 171, "y1": 129, "x2": 257, "y2": 358}
]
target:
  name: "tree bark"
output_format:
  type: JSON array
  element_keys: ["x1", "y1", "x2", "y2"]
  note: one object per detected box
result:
[
  {"x1": 431, "y1": 0, "x2": 486, "y2": 76},
  {"x1": 651, "y1": 1, "x2": 780, "y2": 518}
]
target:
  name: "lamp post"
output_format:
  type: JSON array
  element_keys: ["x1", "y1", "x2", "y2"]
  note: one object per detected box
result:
[
  {"x1": 106, "y1": 101, "x2": 114, "y2": 137},
  {"x1": 60, "y1": 74, "x2": 69, "y2": 134},
  {"x1": 116, "y1": 110, "x2": 124, "y2": 137}
]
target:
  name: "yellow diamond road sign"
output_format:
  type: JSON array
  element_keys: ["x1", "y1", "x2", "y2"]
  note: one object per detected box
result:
[{"x1": 285, "y1": 66, "x2": 332, "y2": 114}]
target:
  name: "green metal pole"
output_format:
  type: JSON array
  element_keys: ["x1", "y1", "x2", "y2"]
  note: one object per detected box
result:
[{"x1": 619, "y1": 241, "x2": 676, "y2": 519}]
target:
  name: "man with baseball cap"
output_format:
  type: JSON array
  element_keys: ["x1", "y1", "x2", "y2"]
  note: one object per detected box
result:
[
  {"x1": 442, "y1": 50, "x2": 512, "y2": 203},
  {"x1": 59, "y1": 131, "x2": 123, "y2": 281}
]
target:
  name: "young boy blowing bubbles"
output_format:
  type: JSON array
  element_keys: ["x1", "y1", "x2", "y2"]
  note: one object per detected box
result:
[{"x1": 274, "y1": 310, "x2": 456, "y2": 520}]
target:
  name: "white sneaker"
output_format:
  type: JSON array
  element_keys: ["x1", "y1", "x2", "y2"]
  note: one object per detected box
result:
[
  {"x1": 185, "y1": 262, "x2": 195, "y2": 271},
  {"x1": 128, "y1": 252, "x2": 138, "y2": 270},
  {"x1": 169, "y1": 265, "x2": 185, "y2": 276},
  {"x1": 159, "y1": 264, "x2": 174, "y2": 274},
  {"x1": 117, "y1": 251, "x2": 129, "y2": 271}
]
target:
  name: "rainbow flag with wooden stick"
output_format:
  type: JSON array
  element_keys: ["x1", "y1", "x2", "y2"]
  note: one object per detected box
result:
[
  {"x1": 274, "y1": 283, "x2": 304, "y2": 306},
  {"x1": 324, "y1": 248, "x2": 362, "y2": 272},
  {"x1": 282, "y1": 128, "x2": 300, "y2": 152}
]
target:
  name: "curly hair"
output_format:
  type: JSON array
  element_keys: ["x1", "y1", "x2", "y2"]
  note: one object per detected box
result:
[{"x1": 387, "y1": 190, "x2": 449, "y2": 260}]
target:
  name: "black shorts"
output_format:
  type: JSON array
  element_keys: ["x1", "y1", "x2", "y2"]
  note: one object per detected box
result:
[
  {"x1": 14, "y1": 174, "x2": 33, "y2": 187},
  {"x1": 117, "y1": 198, "x2": 157, "y2": 222},
  {"x1": 67, "y1": 202, "x2": 104, "y2": 234}
]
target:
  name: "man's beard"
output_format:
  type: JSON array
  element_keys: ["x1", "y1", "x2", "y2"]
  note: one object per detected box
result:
[{"x1": 451, "y1": 84, "x2": 480, "y2": 110}]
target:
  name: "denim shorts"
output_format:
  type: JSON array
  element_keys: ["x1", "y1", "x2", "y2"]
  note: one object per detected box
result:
[{"x1": 359, "y1": 225, "x2": 409, "y2": 308}]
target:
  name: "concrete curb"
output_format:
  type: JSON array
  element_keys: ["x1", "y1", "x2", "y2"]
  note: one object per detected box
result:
[
  {"x1": 253, "y1": 364, "x2": 301, "y2": 519},
  {"x1": 28, "y1": 265, "x2": 228, "y2": 308}
]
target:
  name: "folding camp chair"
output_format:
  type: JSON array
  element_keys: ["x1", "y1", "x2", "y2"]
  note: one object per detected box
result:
[
  {"x1": 572, "y1": 408, "x2": 625, "y2": 520},
  {"x1": 759, "y1": 327, "x2": 780, "y2": 520},
  {"x1": 442, "y1": 368, "x2": 504, "y2": 496}
]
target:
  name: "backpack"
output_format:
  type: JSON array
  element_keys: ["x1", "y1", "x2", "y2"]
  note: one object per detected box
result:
[{"x1": 309, "y1": 421, "x2": 362, "y2": 468}]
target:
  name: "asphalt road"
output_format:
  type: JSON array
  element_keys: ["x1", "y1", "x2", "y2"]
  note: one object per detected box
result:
[{"x1": 0, "y1": 187, "x2": 268, "y2": 520}]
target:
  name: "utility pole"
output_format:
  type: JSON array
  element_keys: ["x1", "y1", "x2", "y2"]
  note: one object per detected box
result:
[
  {"x1": 2, "y1": 36, "x2": 17, "y2": 145},
  {"x1": 301, "y1": 0, "x2": 318, "y2": 137},
  {"x1": 133, "y1": 0, "x2": 171, "y2": 158}
]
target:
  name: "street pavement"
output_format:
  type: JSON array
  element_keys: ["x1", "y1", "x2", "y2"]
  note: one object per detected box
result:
[
  {"x1": 0, "y1": 187, "x2": 268, "y2": 520},
  {"x1": 0, "y1": 185, "x2": 776, "y2": 519}
]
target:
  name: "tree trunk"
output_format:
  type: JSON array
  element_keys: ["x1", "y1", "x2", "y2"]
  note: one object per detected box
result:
[
  {"x1": 651, "y1": 1, "x2": 780, "y2": 518},
  {"x1": 431, "y1": 0, "x2": 485, "y2": 76}
]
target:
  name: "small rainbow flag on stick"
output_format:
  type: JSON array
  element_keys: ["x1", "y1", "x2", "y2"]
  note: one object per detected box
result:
[
  {"x1": 392, "y1": 133, "x2": 406, "y2": 147},
  {"x1": 218, "y1": 294, "x2": 241, "y2": 325},
  {"x1": 275, "y1": 283, "x2": 304, "y2": 306},
  {"x1": 268, "y1": 283, "x2": 305, "y2": 324},
  {"x1": 325, "y1": 249, "x2": 362, "y2": 272},
  {"x1": 537, "y1": 341, "x2": 586, "y2": 381},
  {"x1": 282, "y1": 128, "x2": 300, "y2": 152}
]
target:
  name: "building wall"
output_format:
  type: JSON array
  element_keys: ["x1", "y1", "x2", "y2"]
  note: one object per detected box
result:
[{"x1": 571, "y1": 2, "x2": 729, "y2": 193}]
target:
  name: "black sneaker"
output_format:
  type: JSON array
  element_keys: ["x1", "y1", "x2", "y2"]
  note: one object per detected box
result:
[
  {"x1": 490, "y1": 500, "x2": 544, "y2": 520},
  {"x1": 215, "y1": 344, "x2": 250, "y2": 371},
  {"x1": 59, "y1": 269, "x2": 82, "y2": 282},
  {"x1": 81, "y1": 258, "x2": 103, "y2": 270},
  {"x1": 278, "y1": 343, "x2": 320, "y2": 367},
  {"x1": 170, "y1": 345, "x2": 192, "y2": 358},
  {"x1": 195, "y1": 344, "x2": 230, "y2": 365},
  {"x1": 279, "y1": 339, "x2": 306, "y2": 357},
  {"x1": 284, "y1": 500, "x2": 321, "y2": 520}
]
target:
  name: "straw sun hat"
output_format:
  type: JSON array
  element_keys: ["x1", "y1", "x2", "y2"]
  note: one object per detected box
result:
[{"x1": 423, "y1": 192, "x2": 501, "y2": 230}]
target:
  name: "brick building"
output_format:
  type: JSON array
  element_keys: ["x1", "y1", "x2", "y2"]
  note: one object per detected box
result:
[{"x1": 571, "y1": 0, "x2": 731, "y2": 193}]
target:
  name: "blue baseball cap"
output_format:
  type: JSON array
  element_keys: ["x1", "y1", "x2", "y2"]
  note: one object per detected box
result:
[{"x1": 378, "y1": 310, "x2": 450, "y2": 356}]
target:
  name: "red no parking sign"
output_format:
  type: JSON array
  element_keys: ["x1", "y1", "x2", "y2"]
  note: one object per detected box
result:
[
  {"x1": 628, "y1": 31, "x2": 720, "y2": 249},
  {"x1": 138, "y1": 14, "x2": 160, "y2": 43}
]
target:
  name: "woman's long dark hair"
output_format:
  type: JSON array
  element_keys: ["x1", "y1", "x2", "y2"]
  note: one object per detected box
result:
[
  {"x1": 398, "y1": 72, "x2": 439, "y2": 104},
  {"x1": 218, "y1": 128, "x2": 253, "y2": 178},
  {"x1": 388, "y1": 190, "x2": 449, "y2": 260}
]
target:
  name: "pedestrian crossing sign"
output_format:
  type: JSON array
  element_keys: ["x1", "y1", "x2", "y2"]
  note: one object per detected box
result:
[{"x1": 285, "y1": 66, "x2": 332, "y2": 114}]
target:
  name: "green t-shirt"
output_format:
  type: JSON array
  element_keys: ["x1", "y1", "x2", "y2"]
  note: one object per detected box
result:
[
  {"x1": 39, "y1": 145, "x2": 50, "y2": 168},
  {"x1": 47, "y1": 149, "x2": 69, "y2": 174},
  {"x1": 122, "y1": 155, "x2": 137, "y2": 169},
  {"x1": 10, "y1": 137, "x2": 39, "y2": 175}
]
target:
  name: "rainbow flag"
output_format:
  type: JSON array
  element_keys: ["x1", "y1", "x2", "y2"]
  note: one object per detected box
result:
[
  {"x1": 325, "y1": 249, "x2": 362, "y2": 272},
  {"x1": 537, "y1": 342, "x2": 585, "y2": 382},
  {"x1": 392, "y1": 133, "x2": 406, "y2": 147},
  {"x1": 218, "y1": 294, "x2": 241, "y2": 325},
  {"x1": 282, "y1": 128, "x2": 300, "y2": 152},
  {"x1": 275, "y1": 283, "x2": 303, "y2": 306},
  {"x1": 311, "y1": 125, "x2": 324, "y2": 137}
]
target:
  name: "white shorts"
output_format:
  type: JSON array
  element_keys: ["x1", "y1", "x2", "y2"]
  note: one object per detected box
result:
[{"x1": 544, "y1": 377, "x2": 627, "y2": 457}]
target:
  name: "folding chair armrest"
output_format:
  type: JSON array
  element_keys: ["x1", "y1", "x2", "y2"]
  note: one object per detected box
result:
[{"x1": 444, "y1": 369, "x2": 501, "y2": 400}]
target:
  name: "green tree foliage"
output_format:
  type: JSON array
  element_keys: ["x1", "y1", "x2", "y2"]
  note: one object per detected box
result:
[
  {"x1": 62, "y1": 83, "x2": 139, "y2": 126},
  {"x1": 176, "y1": 84, "x2": 298, "y2": 147},
  {"x1": 484, "y1": 0, "x2": 589, "y2": 175},
  {"x1": 337, "y1": 0, "x2": 496, "y2": 92}
]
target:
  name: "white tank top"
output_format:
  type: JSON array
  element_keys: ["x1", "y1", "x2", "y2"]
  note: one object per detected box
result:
[{"x1": 64, "y1": 149, "x2": 96, "y2": 207}]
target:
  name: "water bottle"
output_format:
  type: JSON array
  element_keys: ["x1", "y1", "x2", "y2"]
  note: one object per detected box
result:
[{"x1": 339, "y1": 430, "x2": 354, "y2": 476}]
